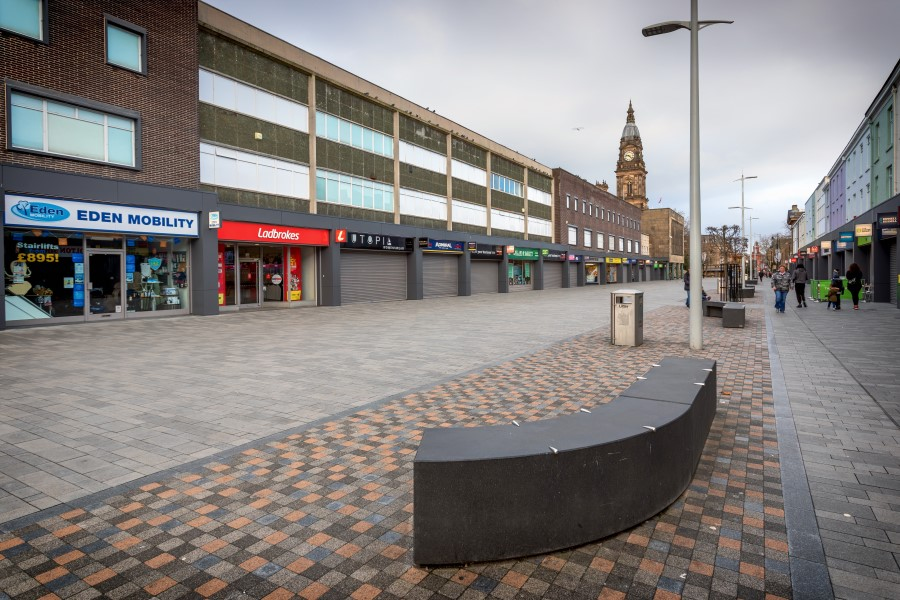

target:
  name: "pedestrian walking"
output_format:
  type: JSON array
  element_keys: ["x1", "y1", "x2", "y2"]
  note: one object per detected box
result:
[
  {"x1": 827, "y1": 272, "x2": 844, "y2": 310},
  {"x1": 791, "y1": 264, "x2": 809, "y2": 307},
  {"x1": 771, "y1": 265, "x2": 791, "y2": 313},
  {"x1": 683, "y1": 269, "x2": 690, "y2": 307},
  {"x1": 846, "y1": 263, "x2": 863, "y2": 310}
]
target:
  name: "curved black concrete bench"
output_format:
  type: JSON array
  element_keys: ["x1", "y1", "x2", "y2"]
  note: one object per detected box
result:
[{"x1": 413, "y1": 357, "x2": 717, "y2": 566}]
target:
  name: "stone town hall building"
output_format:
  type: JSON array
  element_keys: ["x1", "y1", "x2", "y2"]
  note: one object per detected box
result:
[{"x1": 614, "y1": 102, "x2": 685, "y2": 279}]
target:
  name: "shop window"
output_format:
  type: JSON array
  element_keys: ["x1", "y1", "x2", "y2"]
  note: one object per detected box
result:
[
  {"x1": 127, "y1": 237, "x2": 190, "y2": 313},
  {"x1": 4, "y1": 229, "x2": 84, "y2": 320},
  {"x1": 8, "y1": 85, "x2": 138, "y2": 167},
  {"x1": 0, "y1": 0, "x2": 47, "y2": 41},
  {"x1": 105, "y1": 15, "x2": 146, "y2": 74}
]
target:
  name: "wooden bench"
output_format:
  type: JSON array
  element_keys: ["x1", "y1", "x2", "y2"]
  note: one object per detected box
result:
[
  {"x1": 413, "y1": 357, "x2": 717, "y2": 565},
  {"x1": 722, "y1": 303, "x2": 746, "y2": 328}
]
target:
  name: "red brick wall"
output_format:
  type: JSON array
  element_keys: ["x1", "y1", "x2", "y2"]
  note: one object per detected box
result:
[
  {"x1": 553, "y1": 168, "x2": 643, "y2": 252},
  {"x1": 0, "y1": 0, "x2": 198, "y2": 189}
]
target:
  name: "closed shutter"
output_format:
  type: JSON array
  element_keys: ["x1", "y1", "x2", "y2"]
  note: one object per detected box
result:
[
  {"x1": 568, "y1": 263, "x2": 578, "y2": 286},
  {"x1": 423, "y1": 254, "x2": 459, "y2": 298},
  {"x1": 890, "y1": 240, "x2": 898, "y2": 304},
  {"x1": 543, "y1": 262, "x2": 563, "y2": 288},
  {"x1": 340, "y1": 251, "x2": 407, "y2": 304},
  {"x1": 471, "y1": 261, "x2": 498, "y2": 294}
]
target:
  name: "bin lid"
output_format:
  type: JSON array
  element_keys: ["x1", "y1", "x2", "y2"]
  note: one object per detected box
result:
[{"x1": 611, "y1": 289, "x2": 643, "y2": 295}]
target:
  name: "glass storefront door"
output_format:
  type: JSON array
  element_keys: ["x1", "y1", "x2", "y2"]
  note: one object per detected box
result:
[
  {"x1": 239, "y1": 258, "x2": 260, "y2": 305},
  {"x1": 87, "y1": 251, "x2": 123, "y2": 320}
]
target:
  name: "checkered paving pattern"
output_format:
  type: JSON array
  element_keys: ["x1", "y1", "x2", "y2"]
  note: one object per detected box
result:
[{"x1": 0, "y1": 304, "x2": 790, "y2": 599}]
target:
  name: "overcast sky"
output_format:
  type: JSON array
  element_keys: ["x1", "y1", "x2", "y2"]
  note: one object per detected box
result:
[{"x1": 206, "y1": 0, "x2": 900, "y2": 241}]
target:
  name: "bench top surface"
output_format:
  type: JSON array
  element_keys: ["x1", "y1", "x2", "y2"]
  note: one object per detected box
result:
[
  {"x1": 415, "y1": 397, "x2": 688, "y2": 462},
  {"x1": 723, "y1": 302, "x2": 745, "y2": 309},
  {"x1": 415, "y1": 357, "x2": 715, "y2": 463}
]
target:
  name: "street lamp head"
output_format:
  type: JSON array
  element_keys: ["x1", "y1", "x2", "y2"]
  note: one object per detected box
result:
[{"x1": 641, "y1": 21, "x2": 689, "y2": 37}]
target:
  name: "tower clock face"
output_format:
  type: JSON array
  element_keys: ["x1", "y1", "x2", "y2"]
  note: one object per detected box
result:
[{"x1": 624, "y1": 150, "x2": 635, "y2": 162}]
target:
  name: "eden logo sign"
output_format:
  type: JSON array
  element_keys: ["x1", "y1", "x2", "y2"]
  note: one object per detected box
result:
[{"x1": 10, "y1": 199, "x2": 70, "y2": 223}]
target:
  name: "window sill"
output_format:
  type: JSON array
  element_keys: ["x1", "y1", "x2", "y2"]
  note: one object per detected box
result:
[{"x1": 8, "y1": 146, "x2": 141, "y2": 171}]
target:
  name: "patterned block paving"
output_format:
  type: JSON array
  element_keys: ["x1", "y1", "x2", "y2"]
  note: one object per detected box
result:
[{"x1": 0, "y1": 305, "x2": 790, "y2": 599}]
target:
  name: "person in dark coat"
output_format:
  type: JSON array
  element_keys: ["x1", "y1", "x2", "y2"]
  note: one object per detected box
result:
[
  {"x1": 845, "y1": 263, "x2": 864, "y2": 310},
  {"x1": 828, "y1": 272, "x2": 844, "y2": 310},
  {"x1": 791, "y1": 264, "x2": 809, "y2": 307}
]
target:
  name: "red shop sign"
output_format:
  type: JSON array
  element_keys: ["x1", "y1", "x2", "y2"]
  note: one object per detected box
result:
[{"x1": 218, "y1": 221, "x2": 329, "y2": 245}]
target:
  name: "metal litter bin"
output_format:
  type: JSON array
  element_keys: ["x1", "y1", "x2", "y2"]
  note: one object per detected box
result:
[{"x1": 611, "y1": 289, "x2": 643, "y2": 346}]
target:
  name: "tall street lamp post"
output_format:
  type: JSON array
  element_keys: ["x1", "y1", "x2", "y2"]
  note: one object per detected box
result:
[
  {"x1": 730, "y1": 172, "x2": 757, "y2": 283},
  {"x1": 748, "y1": 216, "x2": 760, "y2": 275},
  {"x1": 643, "y1": 2, "x2": 732, "y2": 350}
]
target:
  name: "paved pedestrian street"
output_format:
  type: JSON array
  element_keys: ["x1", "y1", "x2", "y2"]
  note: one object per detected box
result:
[{"x1": 1, "y1": 281, "x2": 897, "y2": 599}]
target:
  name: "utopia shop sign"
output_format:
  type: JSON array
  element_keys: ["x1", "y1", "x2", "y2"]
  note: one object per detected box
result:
[{"x1": 4, "y1": 194, "x2": 199, "y2": 237}]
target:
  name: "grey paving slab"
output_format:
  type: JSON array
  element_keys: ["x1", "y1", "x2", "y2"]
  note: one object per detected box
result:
[
  {"x1": 766, "y1": 284, "x2": 900, "y2": 600},
  {"x1": 0, "y1": 280, "x2": 694, "y2": 521}
]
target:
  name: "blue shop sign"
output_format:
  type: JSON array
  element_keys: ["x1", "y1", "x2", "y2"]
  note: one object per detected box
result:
[
  {"x1": 838, "y1": 231, "x2": 854, "y2": 243},
  {"x1": 4, "y1": 194, "x2": 198, "y2": 237},
  {"x1": 420, "y1": 238, "x2": 464, "y2": 253}
]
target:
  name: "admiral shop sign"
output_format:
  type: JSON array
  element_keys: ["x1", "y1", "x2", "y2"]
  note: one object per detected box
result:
[
  {"x1": 5, "y1": 194, "x2": 198, "y2": 237},
  {"x1": 420, "y1": 238, "x2": 464, "y2": 253}
]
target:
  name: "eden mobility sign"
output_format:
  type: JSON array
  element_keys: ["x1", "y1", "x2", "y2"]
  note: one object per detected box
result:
[{"x1": 4, "y1": 194, "x2": 199, "y2": 237}]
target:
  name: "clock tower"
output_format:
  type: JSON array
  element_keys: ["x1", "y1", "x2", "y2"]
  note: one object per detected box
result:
[{"x1": 615, "y1": 101, "x2": 649, "y2": 210}]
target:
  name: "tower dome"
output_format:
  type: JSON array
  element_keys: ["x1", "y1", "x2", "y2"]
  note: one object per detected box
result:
[{"x1": 621, "y1": 100, "x2": 640, "y2": 140}]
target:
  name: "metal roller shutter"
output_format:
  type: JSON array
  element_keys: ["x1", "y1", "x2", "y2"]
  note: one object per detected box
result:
[
  {"x1": 340, "y1": 251, "x2": 407, "y2": 304},
  {"x1": 568, "y1": 263, "x2": 578, "y2": 286},
  {"x1": 890, "y1": 240, "x2": 898, "y2": 304},
  {"x1": 423, "y1": 254, "x2": 459, "y2": 298},
  {"x1": 544, "y1": 262, "x2": 563, "y2": 288},
  {"x1": 471, "y1": 261, "x2": 499, "y2": 294}
]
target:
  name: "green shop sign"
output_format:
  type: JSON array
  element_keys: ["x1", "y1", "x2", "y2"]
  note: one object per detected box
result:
[{"x1": 508, "y1": 247, "x2": 539, "y2": 260}]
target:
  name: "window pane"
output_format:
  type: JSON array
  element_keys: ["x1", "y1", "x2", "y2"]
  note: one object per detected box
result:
[
  {"x1": 351, "y1": 124, "x2": 362, "y2": 148},
  {"x1": 1, "y1": 0, "x2": 42, "y2": 39},
  {"x1": 339, "y1": 119, "x2": 351, "y2": 144},
  {"x1": 47, "y1": 114, "x2": 103, "y2": 160},
  {"x1": 78, "y1": 108, "x2": 104, "y2": 124},
  {"x1": 199, "y1": 69, "x2": 214, "y2": 103},
  {"x1": 107, "y1": 115, "x2": 133, "y2": 131},
  {"x1": 235, "y1": 83, "x2": 255, "y2": 115},
  {"x1": 362, "y1": 128, "x2": 373, "y2": 152},
  {"x1": 383, "y1": 189, "x2": 393, "y2": 211},
  {"x1": 213, "y1": 75, "x2": 235, "y2": 110},
  {"x1": 326, "y1": 114, "x2": 339, "y2": 140},
  {"x1": 316, "y1": 175, "x2": 326, "y2": 200},
  {"x1": 339, "y1": 180, "x2": 351, "y2": 205},
  {"x1": 46, "y1": 101, "x2": 76, "y2": 117},
  {"x1": 383, "y1": 134, "x2": 393, "y2": 157},
  {"x1": 363, "y1": 185, "x2": 374, "y2": 209},
  {"x1": 11, "y1": 92, "x2": 42, "y2": 110},
  {"x1": 107, "y1": 23, "x2": 142, "y2": 72},
  {"x1": 107, "y1": 127, "x2": 134, "y2": 165},
  {"x1": 352, "y1": 184, "x2": 363, "y2": 207},
  {"x1": 326, "y1": 178, "x2": 338, "y2": 202},
  {"x1": 315, "y1": 111, "x2": 326, "y2": 134},
  {"x1": 10, "y1": 104, "x2": 43, "y2": 150}
]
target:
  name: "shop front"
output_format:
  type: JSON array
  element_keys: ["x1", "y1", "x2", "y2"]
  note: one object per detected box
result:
[
  {"x1": 340, "y1": 231, "x2": 412, "y2": 304},
  {"x1": 469, "y1": 243, "x2": 502, "y2": 294},
  {"x1": 583, "y1": 255, "x2": 602, "y2": 285},
  {"x1": 4, "y1": 194, "x2": 198, "y2": 325},
  {"x1": 421, "y1": 238, "x2": 464, "y2": 298},
  {"x1": 606, "y1": 257, "x2": 623, "y2": 283},
  {"x1": 568, "y1": 254, "x2": 582, "y2": 286},
  {"x1": 876, "y1": 212, "x2": 898, "y2": 304},
  {"x1": 216, "y1": 221, "x2": 328, "y2": 309},
  {"x1": 541, "y1": 249, "x2": 566, "y2": 288},
  {"x1": 507, "y1": 246, "x2": 538, "y2": 291}
]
